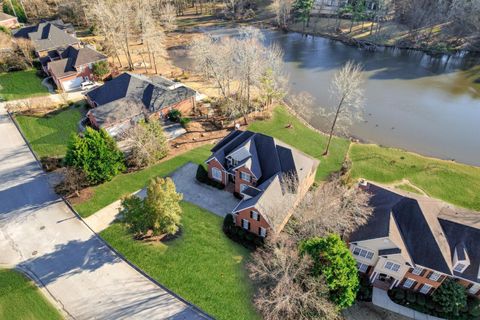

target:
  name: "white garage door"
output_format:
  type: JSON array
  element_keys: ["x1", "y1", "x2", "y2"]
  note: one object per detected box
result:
[{"x1": 62, "y1": 77, "x2": 83, "y2": 91}]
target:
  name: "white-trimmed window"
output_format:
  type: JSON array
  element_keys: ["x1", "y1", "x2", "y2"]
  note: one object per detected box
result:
[
  {"x1": 468, "y1": 285, "x2": 480, "y2": 295},
  {"x1": 211, "y1": 167, "x2": 222, "y2": 182},
  {"x1": 384, "y1": 261, "x2": 401, "y2": 272},
  {"x1": 403, "y1": 278, "x2": 415, "y2": 289},
  {"x1": 412, "y1": 266, "x2": 424, "y2": 276},
  {"x1": 453, "y1": 263, "x2": 467, "y2": 273},
  {"x1": 357, "y1": 262, "x2": 369, "y2": 273},
  {"x1": 429, "y1": 272, "x2": 441, "y2": 281},
  {"x1": 240, "y1": 172, "x2": 251, "y2": 182},
  {"x1": 420, "y1": 284, "x2": 433, "y2": 294},
  {"x1": 240, "y1": 184, "x2": 248, "y2": 193},
  {"x1": 352, "y1": 247, "x2": 374, "y2": 260},
  {"x1": 259, "y1": 227, "x2": 267, "y2": 238},
  {"x1": 242, "y1": 219, "x2": 250, "y2": 230},
  {"x1": 250, "y1": 211, "x2": 260, "y2": 221}
]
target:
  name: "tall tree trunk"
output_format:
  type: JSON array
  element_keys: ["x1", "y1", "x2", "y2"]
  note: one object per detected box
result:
[
  {"x1": 323, "y1": 95, "x2": 345, "y2": 156},
  {"x1": 7, "y1": 0, "x2": 18, "y2": 18},
  {"x1": 152, "y1": 53, "x2": 158, "y2": 74}
]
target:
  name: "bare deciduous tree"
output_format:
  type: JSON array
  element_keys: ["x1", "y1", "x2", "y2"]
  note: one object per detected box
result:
[
  {"x1": 15, "y1": 38, "x2": 34, "y2": 67},
  {"x1": 247, "y1": 234, "x2": 340, "y2": 320},
  {"x1": 273, "y1": 0, "x2": 293, "y2": 29},
  {"x1": 323, "y1": 61, "x2": 365, "y2": 156},
  {"x1": 293, "y1": 178, "x2": 373, "y2": 241}
]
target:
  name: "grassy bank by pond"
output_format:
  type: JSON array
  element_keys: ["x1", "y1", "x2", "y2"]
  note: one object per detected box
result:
[
  {"x1": 0, "y1": 70, "x2": 49, "y2": 101},
  {"x1": 74, "y1": 145, "x2": 212, "y2": 217},
  {"x1": 349, "y1": 143, "x2": 480, "y2": 211},
  {"x1": 248, "y1": 107, "x2": 351, "y2": 181},
  {"x1": 15, "y1": 104, "x2": 84, "y2": 159},
  {"x1": 100, "y1": 202, "x2": 259, "y2": 320},
  {"x1": 0, "y1": 269, "x2": 62, "y2": 320}
]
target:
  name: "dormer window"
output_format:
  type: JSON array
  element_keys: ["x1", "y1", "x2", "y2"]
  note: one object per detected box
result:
[{"x1": 453, "y1": 263, "x2": 467, "y2": 273}]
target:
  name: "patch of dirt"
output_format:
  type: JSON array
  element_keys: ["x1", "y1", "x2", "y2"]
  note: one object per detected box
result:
[{"x1": 68, "y1": 187, "x2": 94, "y2": 205}]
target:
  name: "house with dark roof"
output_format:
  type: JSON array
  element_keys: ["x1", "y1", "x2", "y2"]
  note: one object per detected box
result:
[
  {"x1": 350, "y1": 183, "x2": 480, "y2": 299},
  {"x1": 206, "y1": 130, "x2": 319, "y2": 237},
  {"x1": 14, "y1": 20, "x2": 80, "y2": 57},
  {"x1": 85, "y1": 72, "x2": 196, "y2": 137},
  {"x1": 0, "y1": 12, "x2": 18, "y2": 29},
  {"x1": 46, "y1": 46, "x2": 107, "y2": 91}
]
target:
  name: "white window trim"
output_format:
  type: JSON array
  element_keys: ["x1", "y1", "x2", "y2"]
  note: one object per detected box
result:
[
  {"x1": 468, "y1": 285, "x2": 480, "y2": 295},
  {"x1": 384, "y1": 261, "x2": 401, "y2": 272},
  {"x1": 429, "y1": 272, "x2": 441, "y2": 281},
  {"x1": 403, "y1": 278, "x2": 415, "y2": 289},
  {"x1": 259, "y1": 227, "x2": 266, "y2": 238},
  {"x1": 240, "y1": 172, "x2": 251, "y2": 182},
  {"x1": 420, "y1": 284, "x2": 433, "y2": 294},
  {"x1": 357, "y1": 262, "x2": 368, "y2": 273},
  {"x1": 412, "y1": 266, "x2": 423, "y2": 275},
  {"x1": 453, "y1": 263, "x2": 467, "y2": 273},
  {"x1": 240, "y1": 184, "x2": 248, "y2": 193},
  {"x1": 242, "y1": 219, "x2": 249, "y2": 230},
  {"x1": 251, "y1": 211, "x2": 259, "y2": 221},
  {"x1": 211, "y1": 167, "x2": 222, "y2": 182},
  {"x1": 352, "y1": 247, "x2": 374, "y2": 260}
]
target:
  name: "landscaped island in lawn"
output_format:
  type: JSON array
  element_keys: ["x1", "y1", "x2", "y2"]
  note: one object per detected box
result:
[
  {"x1": 73, "y1": 145, "x2": 213, "y2": 217},
  {"x1": 100, "y1": 202, "x2": 260, "y2": 320},
  {"x1": 15, "y1": 104, "x2": 84, "y2": 159},
  {"x1": 0, "y1": 269, "x2": 62, "y2": 320},
  {"x1": 0, "y1": 70, "x2": 49, "y2": 101}
]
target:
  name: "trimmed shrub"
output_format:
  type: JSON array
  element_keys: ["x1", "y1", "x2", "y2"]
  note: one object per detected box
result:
[
  {"x1": 393, "y1": 288, "x2": 405, "y2": 301},
  {"x1": 180, "y1": 117, "x2": 191, "y2": 128},
  {"x1": 417, "y1": 293, "x2": 426, "y2": 306},
  {"x1": 426, "y1": 297, "x2": 436, "y2": 310},
  {"x1": 406, "y1": 291, "x2": 417, "y2": 303},
  {"x1": 222, "y1": 217, "x2": 264, "y2": 250},
  {"x1": 167, "y1": 109, "x2": 182, "y2": 122}
]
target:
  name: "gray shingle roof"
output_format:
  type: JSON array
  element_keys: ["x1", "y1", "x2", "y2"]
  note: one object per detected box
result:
[
  {"x1": 211, "y1": 130, "x2": 319, "y2": 233},
  {"x1": 87, "y1": 73, "x2": 196, "y2": 127},
  {"x1": 27, "y1": 22, "x2": 79, "y2": 52},
  {"x1": 47, "y1": 46, "x2": 107, "y2": 78}
]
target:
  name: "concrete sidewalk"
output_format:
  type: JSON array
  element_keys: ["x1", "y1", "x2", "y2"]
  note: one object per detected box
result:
[
  {"x1": 372, "y1": 288, "x2": 445, "y2": 320},
  {"x1": 0, "y1": 104, "x2": 211, "y2": 320}
]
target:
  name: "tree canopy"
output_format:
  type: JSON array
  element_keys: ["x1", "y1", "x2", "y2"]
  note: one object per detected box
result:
[
  {"x1": 299, "y1": 234, "x2": 359, "y2": 309},
  {"x1": 432, "y1": 278, "x2": 468, "y2": 317},
  {"x1": 65, "y1": 127, "x2": 125, "y2": 184}
]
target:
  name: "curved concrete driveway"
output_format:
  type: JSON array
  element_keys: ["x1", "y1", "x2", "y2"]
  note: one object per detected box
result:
[{"x1": 0, "y1": 105, "x2": 211, "y2": 320}]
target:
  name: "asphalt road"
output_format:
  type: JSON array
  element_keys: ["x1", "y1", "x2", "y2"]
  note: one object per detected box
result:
[{"x1": 0, "y1": 105, "x2": 210, "y2": 320}]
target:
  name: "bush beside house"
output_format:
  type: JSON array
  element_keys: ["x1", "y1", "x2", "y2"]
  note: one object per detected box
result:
[
  {"x1": 299, "y1": 234, "x2": 360, "y2": 309},
  {"x1": 223, "y1": 214, "x2": 264, "y2": 250}
]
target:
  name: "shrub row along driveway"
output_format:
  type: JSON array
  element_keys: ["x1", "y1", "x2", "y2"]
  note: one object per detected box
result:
[
  {"x1": 0, "y1": 104, "x2": 210, "y2": 320},
  {"x1": 170, "y1": 162, "x2": 239, "y2": 217}
]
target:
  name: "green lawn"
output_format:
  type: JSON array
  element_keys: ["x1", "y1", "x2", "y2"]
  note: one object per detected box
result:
[
  {"x1": 248, "y1": 106, "x2": 351, "y2": 181},
  {"x1": 100, "y1": 202, "x2": 259, "y2": 320},
  {"x1": 74, "y1": 145, "x2": 213, "y2": 217},
  {"x1": 349, "y1": 144, "x2": 480, "y2": 211},
  {"x1": 0, "y1": 70, "x2": 49, "y2": 101},
  {"x1": 395, "y1": 183, "x2": 423, "y2": 195},
  {"x1": 15, "y1": 105, "x2": 84, "y2": 158},
  {"x1": 0, "y1": 269, "x2": 62, "y2": 320}
]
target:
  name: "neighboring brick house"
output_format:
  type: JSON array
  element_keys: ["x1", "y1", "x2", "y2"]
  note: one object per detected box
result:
[
  {"x1": 46, "y1": 46, "x2": 107, "y2": 91},
  {"x1": 14, "y1": 21, "x2": 80, "y2": 58},
  {"x1": 85, "y1": 72, "x2": 196, "y2": 137},
  {"x1": 0, "y1": 12, "x2": 19, "y2": 29},
  {"x1": 350, "y1": 183, "x2": 480, "y2": 299},
  {"x1": 206, "y1": 130, "x2": 319, "y2": 237}
]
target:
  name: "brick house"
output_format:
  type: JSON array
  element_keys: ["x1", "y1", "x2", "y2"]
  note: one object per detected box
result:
[
  {"x1": 206, "y1": 130, "x2": 319, "y2": 237},
  {"x1": 85, "y1": 72, "x2": 196, "y2": 137},
  {"x1": 0, "y1": 12, "x2": 19, "y2": 29},
  {"x1": 46, "y1": 46, "x2": 107, "y2": 91},
  {"x1": 350, "y1": 183, "x2": 480, "y2": 299},
  {"x1": 14, "y1": 21, "x2": 80, "y2": 58}
]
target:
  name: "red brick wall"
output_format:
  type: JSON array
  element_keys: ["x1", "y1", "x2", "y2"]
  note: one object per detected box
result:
[
  {"x1": 234, "y1": 166, "x2": 257, "y2": 193},
  {"x1": 234, "y1": 206, "x2": 270, "y2": 236},
  {"x1": 152, "y1": 97, "x2": 195, "y2": 119},
  {"x1": 54, "y1": 64, "x2": 94, "y2": 91},
  {"x1": 207, "y1": 159, "x2": 226, "y2": 185}
]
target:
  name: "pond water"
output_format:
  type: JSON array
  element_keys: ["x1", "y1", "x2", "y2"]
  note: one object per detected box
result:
[{"x1": 169, "y1": 28, "x2": 480, "y2": 166}]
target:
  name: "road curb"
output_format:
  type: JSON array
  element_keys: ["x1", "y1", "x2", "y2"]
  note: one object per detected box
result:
[{"x1": 7, "y1": 110, "x2": 214, "y2": 320}]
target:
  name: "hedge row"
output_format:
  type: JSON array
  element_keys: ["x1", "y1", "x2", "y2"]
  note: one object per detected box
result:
[
  {"x1": 196, "y1": 165, "x2": 225, "y2": 189},
  {"x1": 223, "y1": 214, "x2": 264, "y2": 250}
]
